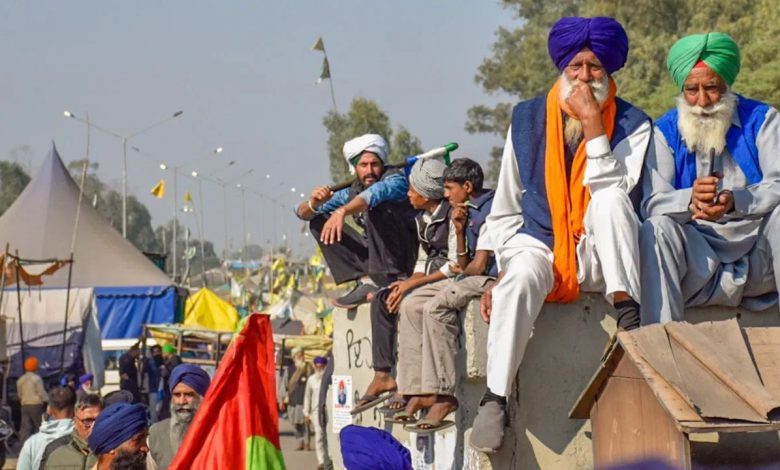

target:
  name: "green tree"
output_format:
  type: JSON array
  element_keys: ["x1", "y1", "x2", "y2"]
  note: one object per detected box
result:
[
  {"x1": 323, "y1": 97, "x2": 423, "y2": 182},
  {"x1": 0, "y1": 161, "x2": 31, "y2": 216},
  {"x1": 469, "y1": 0, "x2": 780, "y2": 183}
]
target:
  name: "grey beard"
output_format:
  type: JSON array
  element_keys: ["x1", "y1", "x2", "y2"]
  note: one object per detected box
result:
[
  {"x1": 676, "y1": 91, "x2": 737, "y2": 155},
  {"x1": 559, "y1": 73, "x2": 609, "y2": 147},
  {"x1": 564, "y1": 117, "x2": 584, "y2": 148}
]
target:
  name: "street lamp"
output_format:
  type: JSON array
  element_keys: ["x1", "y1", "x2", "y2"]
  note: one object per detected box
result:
[
  {"x1": 63, "y1": 109, "x2": 183, "y2": 238},
  {"x1": 158, "y1": 146, "x2": 223, "y2": 281}
]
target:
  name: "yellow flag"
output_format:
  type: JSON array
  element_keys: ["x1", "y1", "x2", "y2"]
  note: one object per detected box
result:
[
  {"x1": 311, "y1": 37, "x2": 325, "y2": 51},
  {"x1": 150, "y1": 180, "x2": 165, "y2": 198},
  {"x1": 183, "y1": 191, "x2": 193, "y2": 203}
]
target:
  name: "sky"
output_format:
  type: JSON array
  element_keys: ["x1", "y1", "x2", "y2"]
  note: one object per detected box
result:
[{"x1": 0, "y1": 1, "x2": 515, "y2": 257}]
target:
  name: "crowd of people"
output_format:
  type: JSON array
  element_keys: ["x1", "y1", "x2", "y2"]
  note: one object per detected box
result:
[
  {"x1": 295, "y1": 15, "x2": 780, "y2": 455},
  {"x1": 13, "y1": 346, "x2": 211, "y2": 470}
]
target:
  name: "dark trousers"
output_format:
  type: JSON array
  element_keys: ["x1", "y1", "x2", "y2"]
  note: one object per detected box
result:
[
  {"x1": 19, "y1": 404, "x2": 45, "y2": 445},
  {"x1": 371, "y1": 288, "x2": 398, "y2": 373},
  {"x1": 309, "y1": 201, "x2": 418, "y2": 287}
]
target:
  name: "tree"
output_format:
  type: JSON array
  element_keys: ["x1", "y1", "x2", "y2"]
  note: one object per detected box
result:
[
  {"x1": 155, "y1": 219, "x2": 222, "y2": 278},
  {"x1": 323, "y1": 97, "x2": 423, "y2": 182},
  {"x1": 0, "y1": 161, "x2": 30, "y2": 216},
  {"x1": 468, "y1": 0, "x2": 780, "y2": 183},
  {"x1": 67, "y1": 160, "x2": 160, "y2": 252}
]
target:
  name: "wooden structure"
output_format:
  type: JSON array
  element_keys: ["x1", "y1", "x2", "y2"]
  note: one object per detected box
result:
[{"x1": 571, "y1": 319, "x2": 780, "y2": 469}]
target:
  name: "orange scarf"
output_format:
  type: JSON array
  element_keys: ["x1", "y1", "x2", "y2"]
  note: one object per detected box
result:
[{"x1": 544, "y1": 78, "x2": 617, "y2": 303}]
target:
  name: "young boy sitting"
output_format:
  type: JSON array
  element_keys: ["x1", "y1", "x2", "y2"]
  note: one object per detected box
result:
[
  {"x1": 394, "y1": 158, "x2": 497, "y2": 430},
  {"x1": 353, "y1": 157, "x2": 456, "y2": 414}
]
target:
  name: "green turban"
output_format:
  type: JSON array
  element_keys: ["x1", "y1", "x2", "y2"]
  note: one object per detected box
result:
[{"x1": 666, "y1": 32, "x2": 740, "y2": 90}]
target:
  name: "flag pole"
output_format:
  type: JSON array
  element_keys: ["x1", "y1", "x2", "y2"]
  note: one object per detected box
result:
[{"x1": 324, "y1": 50, "x2": 338, "y2": 112}]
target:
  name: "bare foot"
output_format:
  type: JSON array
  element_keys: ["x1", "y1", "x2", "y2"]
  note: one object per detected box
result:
[
  {"x1": 417, "y1": 396, "x2": 459, "y2": 429},
  {"x1": 357, "y1": 372, "x2": 397, "y2": 406},
  {"x1": 403, "y1": 394, "x2": 437, "y2": 416}
]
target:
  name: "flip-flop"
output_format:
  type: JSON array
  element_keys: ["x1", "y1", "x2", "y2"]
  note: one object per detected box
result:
[
  {"x1": 385, "y1": 409, "x2": 418, "y2": 424},
  {"x1": 350, "y1": 391, "x2": 394, "y2": 416},
  {"x1": 376, "y1": 395, "x2": 408, "y2": 415},
  {"x1": 404, "y1": 419, "x2": 456, "y2": 433}
]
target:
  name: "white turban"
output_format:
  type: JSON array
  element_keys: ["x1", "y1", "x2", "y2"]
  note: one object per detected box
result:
[{"x1": 342, "y1": 134, "x2": 389, "y2": 175}]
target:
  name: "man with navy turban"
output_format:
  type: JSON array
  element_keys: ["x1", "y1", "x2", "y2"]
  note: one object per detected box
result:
[
  {"x1": 641, "y1": 33, "x2": 780, "y2": 323},
  {"x1": 470, "y1": 16, "x2": 651, "y2": 452},
  {"x1": 148, "y1": 364, "x2": 211, "y2": 469},
  {"x1": 295, "y1": 133, "x2": 418, "y2": 309},
  {"x1": 88, "y1": 402, "x2": 149, "y2": 470}
]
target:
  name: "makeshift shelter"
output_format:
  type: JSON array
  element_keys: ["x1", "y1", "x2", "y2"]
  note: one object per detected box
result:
[
  {"x1": 183, "y1": 288, "x2": 239, "y2": 332},
  {"x1": 572, "y1": 319, "x2": 780, "y2": 468},
  {"x1": 0, "y1": 144, "x2": 175, "y2": 380}
]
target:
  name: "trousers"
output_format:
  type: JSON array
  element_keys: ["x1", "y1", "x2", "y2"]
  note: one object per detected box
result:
[
  {"x1": 486, "y1": 188, "x2": 641, "y2": 397},
  {"x1": 397, "y1": 276, "x2": 494, "y2": 395}
]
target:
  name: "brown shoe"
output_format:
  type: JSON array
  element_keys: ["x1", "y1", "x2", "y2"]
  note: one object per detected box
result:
[
  {"x1": 296, "y1": 443, "x2": 304, "y2": 451},
  {"x1": 304, "y1": 442, "x2": 311, "y2": 451}
]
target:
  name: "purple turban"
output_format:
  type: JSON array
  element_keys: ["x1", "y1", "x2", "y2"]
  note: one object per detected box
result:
[
  {"x1": 88, "y1": 402, "x2": 149, "y2": 455},
  {"x1": 548, "y1": 17, "x2": 629, "y2": 75},
  {"x1": 313, "y1": 356, "x2": 328, "y2": 365},
  {"x1": 340, "y1": 425, "x2": 412, "y2": 470},
  {"x1": 170, "y1": 364, "x2": 211, "y2": 396},
  {"x1": 79, "y1": 373, "x2": 94, "y2": 386}
]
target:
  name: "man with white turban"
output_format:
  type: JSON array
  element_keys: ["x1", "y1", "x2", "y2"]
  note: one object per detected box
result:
[
  {"x1": 296, "y1": 134, "x2": 418, "y2": 308},
  {"x1": 641, "y1": 33, "x2": 780, "y2": 323},
  {"x1": 470, "y1": 16, "x2": 652, "y2": 452}
]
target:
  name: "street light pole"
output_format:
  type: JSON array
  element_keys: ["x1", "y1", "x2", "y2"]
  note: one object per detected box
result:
[
  {"x1": 63, "y1": 110, "x2": 183, "y2": 238},
  {"x1": 172, "y1": 168, "x2": 179, "y2": 281}
]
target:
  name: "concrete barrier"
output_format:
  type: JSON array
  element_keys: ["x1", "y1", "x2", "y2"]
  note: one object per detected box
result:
[{"x1": 326, "y1": 294, "x2": 780, "y2": 469}]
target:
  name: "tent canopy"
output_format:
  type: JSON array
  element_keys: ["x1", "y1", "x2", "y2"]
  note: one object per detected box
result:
[
  {"x1": 0, "y1": 144, "x2": 171, "y2": 288},
  {"x1": 184, "y1": 288, "x2": 240, "y2": 332}
]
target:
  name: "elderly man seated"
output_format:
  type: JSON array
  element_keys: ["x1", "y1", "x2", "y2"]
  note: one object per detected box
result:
[
  {"x1": 470, "y1": 16, "x2": 652, "y2": 452},
  {"x1": 641, "y1": 33, "x2": 780, "y2": 323},
  {"x1": 296, "y1": 134, "x2": 418, "y2": 308}
]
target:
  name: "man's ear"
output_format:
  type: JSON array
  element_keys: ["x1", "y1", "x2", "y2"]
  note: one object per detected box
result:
[
  {"x1": 46, "y1": 406, "x2": 53, "y2": 417},
  {"x1": 464, "y1": 181, "x2": 473, "y2": 195}
]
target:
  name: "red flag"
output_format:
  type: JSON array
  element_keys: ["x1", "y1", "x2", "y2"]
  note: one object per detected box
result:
[{"x1": 169, "y1": 314, "x2": 285, "y2": 469}]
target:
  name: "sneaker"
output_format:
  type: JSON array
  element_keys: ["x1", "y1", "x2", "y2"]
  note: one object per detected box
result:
[
  {"x1": 469, "y1": 392, "x2": 507, "y2": 453},
  {"x1": 332, "y1": 282, "x2": 378, "y2": 309}
]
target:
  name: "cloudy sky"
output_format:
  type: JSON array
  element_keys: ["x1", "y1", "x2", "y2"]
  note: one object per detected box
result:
[{"x1": 0, "y1": 1, "x2": 515, "y2": 255}]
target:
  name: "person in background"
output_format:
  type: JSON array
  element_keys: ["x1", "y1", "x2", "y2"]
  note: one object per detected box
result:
[
  {"x1": 158, "y1": 344, "x2": 181, "y2": 421},
  {"x1": 41, "y1": 393, "x2": 103, "y2": 470},
  {"x1": 17, "y1": 386, "x2": 76, "y2": 470},
  {"x1": 87, "y1": 402, "x2": 150, "y2": 470},
  {"x1": 304, "y1": 356, "x2": 329, "y2": 469},
  {"x1": 118, "y1": 344, "x2": 141, "y2": 404},
  {"x1": 145, "y1": 345, "x2": 164, "y2": 422},
  {"x1": 285, "y1": 348, "x2": 312, "y2": 451},
  {"x1": 148, "y1": 364, "x2": 211, "y2": 470},
  {"x1": 76, "y1": 374, "x2": 94, "y2": 400},
  {"x1": 17, "y1": 356, "x2": 48, "y2": 446}
]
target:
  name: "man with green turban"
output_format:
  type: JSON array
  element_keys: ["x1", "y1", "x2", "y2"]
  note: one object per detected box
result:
[{"x1": 640, "y1": 32, "x2": 780, "y2": 323}]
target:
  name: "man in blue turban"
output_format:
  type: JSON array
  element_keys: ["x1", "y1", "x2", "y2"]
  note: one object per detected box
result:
[
  {"x1": 88, "y1": 402, "x2": 149, "y2": 470},
  {"x1": 641, "y1": 33, "x2": 780, "y2": 323},
  {"x1": 470, "y1": 16, "x2": 651, "y2": 453},
  {"x1": 148, "y1": 364, "x2": 211, "y2": 469}
]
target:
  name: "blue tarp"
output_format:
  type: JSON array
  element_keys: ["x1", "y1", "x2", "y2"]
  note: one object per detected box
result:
[{"x1": 95, "y1": 286, "x2": 176, "y2": 339}]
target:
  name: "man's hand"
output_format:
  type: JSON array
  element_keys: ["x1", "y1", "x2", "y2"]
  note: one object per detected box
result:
[
  {"x1": 310, "y1": 186, "x2": 333, "y2": 209},
  {"x1": 320, "y1": 208, "x2": 346, "y2": 245},
  {"x1": 480, "y1": 284, "x2": 494, "y2": 323},
  {"x1": 565, "y1": 82, "x2": 605, "y2": 138},
  {"x1": 451, "y1": 205, "x2": 468, "y2": 234},
  {"x1": 385, "y1": 279, "x2": 416, "y2": 313},
  {"x1": 690, "y1": 177, "x2": 733, "y2": 221}
]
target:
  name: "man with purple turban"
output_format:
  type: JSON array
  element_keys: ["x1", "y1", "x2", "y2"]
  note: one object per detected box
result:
[
  {"x1": 148, "y1": 364, "x2": 211, "y2": 469},
  {"x1": 470, "y1": 16, "x2": 651, "y2": 452},
  {"x1": 304, "y1": 356, "x2": 329, "y2": 469},
  {"x1": 88, "y1": 402, "x2": 150, "y2": 470},
  {"x1": 640, "y1": 33, "x2": 780, "y2": 323}
]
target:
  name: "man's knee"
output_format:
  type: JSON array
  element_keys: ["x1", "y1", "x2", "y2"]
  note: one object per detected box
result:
[
  {"x1": 589, "y1": 187, "x2": 633, "y2": 215},
  {"x1": 308, "y1": 214, "x2": 327, "y2": 238},
  {"x1": 640, "y1": 215, "x2": 680, "y2": 246}
]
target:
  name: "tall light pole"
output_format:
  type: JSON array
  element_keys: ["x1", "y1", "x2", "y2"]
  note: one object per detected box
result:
[
  {"x1": 159, "y1": 146, "x2": 223, "y2": 281},
  {"x1": 237, "y1": 183, "x2": 248, "y2": 263},
  {"x1": 63, "y1": 109, "x2": 183, "y2": 238},
  {"x1": 192, "y1": 160, "x2": 235, "y2": 279}
]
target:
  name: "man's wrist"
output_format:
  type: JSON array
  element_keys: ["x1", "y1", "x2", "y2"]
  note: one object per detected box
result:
[{"x1": 307, "y1": 200, "x2": 319, "y2": 212}]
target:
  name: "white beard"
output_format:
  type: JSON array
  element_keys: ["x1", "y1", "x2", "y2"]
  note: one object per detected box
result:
[
  {"x1": 559, "y1": 73, "x2": 610, "y2": 146},
  {"x1": 676, "y1": 91, "x2": 737, "y2": 155}
]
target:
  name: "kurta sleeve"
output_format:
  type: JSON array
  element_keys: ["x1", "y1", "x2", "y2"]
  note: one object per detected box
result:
[{"x1": 583, "y1": 119, "x2": 651, "y2": 194}]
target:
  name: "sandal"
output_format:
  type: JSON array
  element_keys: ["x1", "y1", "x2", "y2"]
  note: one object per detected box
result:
[
  {"x1": 351, "y1": 390, "x2": 394, "y2": 415},
  {"x1": 404, "y1": 418, "x2": 456, "y2": 433}
]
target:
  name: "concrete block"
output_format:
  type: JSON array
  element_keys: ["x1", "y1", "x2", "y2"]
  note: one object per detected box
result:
[{"x1": 462, "y1": 300, "x2": 488, "y2": 379}]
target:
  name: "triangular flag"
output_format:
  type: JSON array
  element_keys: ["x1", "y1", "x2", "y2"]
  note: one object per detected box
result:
[
  {"x1": 183, "y1": 191, "x2": 193, "y2": 203},
  {"x1": 317, "y1": 57, "x2": 331, "y2": 84},
  {"x1": 151, "y1": 180, "x2": 166, "y2": 198},
  {"x1": 311, "y1": 37, "x2": 325, "y2": 51},
  {"x1": 169, "y1": 314, "x2": 285, "y2": 470}
]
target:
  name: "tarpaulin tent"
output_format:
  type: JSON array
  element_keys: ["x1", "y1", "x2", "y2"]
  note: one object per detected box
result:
[
  {"x1": 183, "y1": 288, "x2": 239, "y2": 332},
  {"x1": 0, "y1": 144, "x2": 175, "y2": 367}
]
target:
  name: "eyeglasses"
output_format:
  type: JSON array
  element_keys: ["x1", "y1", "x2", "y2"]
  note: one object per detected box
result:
[{"x1": 75, "y1": 416, "x2": 96, "y2": 428}]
